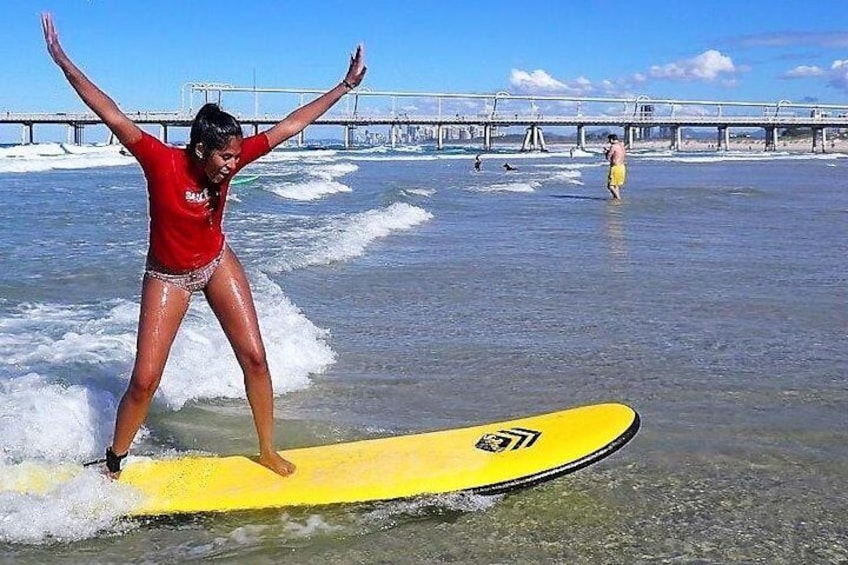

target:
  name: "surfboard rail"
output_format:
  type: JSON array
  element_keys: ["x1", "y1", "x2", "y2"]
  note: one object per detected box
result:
[
  {"x1": 472, "y1": 410, "x2": 640, "y2": 495},
  {"x1": 115, "y1": 402, "x2": 640, "y2": 516}
]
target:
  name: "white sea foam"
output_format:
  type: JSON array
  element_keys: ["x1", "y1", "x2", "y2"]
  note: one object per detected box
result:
[
  {"x1": 538, "y1": 162, "x2": 604, "y2": 170},
  {"x1": 0, "y1": 279, "x2": 332, "y2": 542},
  {"x1": 263, "y1": 161, "x2": 358, "y2": 201},
  {"x1": 0, "y1": 143, "x2": 133, "y2": 173},
  {"x1": 0, "y1": 301, "x2": 138, "y2": 465},
  {"x1": 0, "y1": 301, "x2": 138, "y2": 368},
  {"x1": 359, "y1": 491, "x2": 501, "y2": 524},
  {"x1": 634, "y1": 150, "x2": 847, "y2": 163},
  {"x1": 0, "y1": 284, "x2": 334, "y2": 465},
  {"x1": 158, "y1": 272, "x2": 335, "y2": 409},
  {"x1": 403, "y1": 188, "x2": 436, "y2": 197},
  {"x1": 278, "y1": 513, "x2": 346, "y2": 538},
  {"x1": 471, "y1": 180, "x2": 541, "y2": 193},
  {"x1": 0, "y1": 373, "x2": 117, "y2": 464},
  {"x1": 266, "y1": 178, "x2": 352, "y2": 200},
  {"x1": 550, "y1": 169, "x2": 584, "y2": 184},
  {"x1": 314, "y1": 162, "x2": 359, "y2": 177},
  {"x1": 0, "y1": 143, "x2": 69, "y2": 158},
  {"x1": 0, "y1": 462, "x2": 140, "y2": 544},
  {"x1": 267, "y1": 202, "x2": 433, "y2": 272}
]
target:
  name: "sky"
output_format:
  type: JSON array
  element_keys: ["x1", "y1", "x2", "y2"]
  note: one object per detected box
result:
[{"x1": 2, "y1": 1, "x2": 848, "y2": 116}]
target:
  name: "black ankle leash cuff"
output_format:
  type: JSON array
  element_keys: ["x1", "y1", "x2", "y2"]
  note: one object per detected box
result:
[
  {"x1": 83, "y1": 447, "x2": 128, "y2": 472},
  {"x1": 105, "y1": 447, "x2": 127, "y2": 473}
]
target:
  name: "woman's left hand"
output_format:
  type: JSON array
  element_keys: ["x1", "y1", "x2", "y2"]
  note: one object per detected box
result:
[{"x1": 343, "y1": 44, "x2": 367, "y2": 89}]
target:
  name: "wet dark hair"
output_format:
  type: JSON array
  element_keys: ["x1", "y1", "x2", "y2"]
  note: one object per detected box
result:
[
  {"x1": 187, "y1": 103, "x2": 242, "y2": 159},
  {"x1": 608, "y1": 134, "x2": 619, "y2": 142}
]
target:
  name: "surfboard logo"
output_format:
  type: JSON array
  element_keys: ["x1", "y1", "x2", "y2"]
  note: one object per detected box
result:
[{"x1": 475, "y1": 427, "x2": 541, "y2": 453}]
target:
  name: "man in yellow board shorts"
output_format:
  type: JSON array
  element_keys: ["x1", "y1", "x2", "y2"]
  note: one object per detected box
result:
[{"x1": 604, "y1": 133, "x2": 627, "y2": 199}]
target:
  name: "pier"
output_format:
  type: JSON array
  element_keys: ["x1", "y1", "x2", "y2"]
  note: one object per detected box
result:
[{"x1": 4, "y1": 85, "x2": 848, "y2": 152}]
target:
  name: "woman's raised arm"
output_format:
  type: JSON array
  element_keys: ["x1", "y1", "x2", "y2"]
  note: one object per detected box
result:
[
  {"x1": 42, "y1": 13, "x2": 143, "y2": 147},
  {"x1": 263, "y1": 44, "x2": 367, "y2": 149}
]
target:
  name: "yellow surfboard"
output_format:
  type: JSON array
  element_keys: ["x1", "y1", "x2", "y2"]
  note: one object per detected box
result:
[{"x1": 119, "y1": 402, "x2": 640, "y2": 516}]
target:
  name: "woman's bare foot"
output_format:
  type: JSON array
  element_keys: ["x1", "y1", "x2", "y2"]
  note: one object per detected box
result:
[{"x1": 259, "y1": 450, "x2": 296, "y2": 476}]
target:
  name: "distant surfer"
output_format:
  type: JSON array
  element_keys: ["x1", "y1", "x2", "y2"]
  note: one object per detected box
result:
[
  {"x1": 604, "y1": 134, "x2": 626, "y2": 199},
  {"x1": 41, "y1": 13, "x2": 366, "y2": 477},
  {"x1": 503, "y1": 162, "x2": 517, "y2": 171},
  {"x1": 474, "y1": 154, "x2": 482, "y2": 172}
]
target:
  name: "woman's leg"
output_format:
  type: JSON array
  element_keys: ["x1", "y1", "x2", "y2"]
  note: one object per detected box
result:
[
  {"x1": 111, "y1": 275, "x2": 191, "y2": 458},
  {"x1": 203, "y1": 247, "x2": 295, "y2": 476}
]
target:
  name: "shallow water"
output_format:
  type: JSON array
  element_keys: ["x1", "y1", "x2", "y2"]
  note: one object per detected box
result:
[{"x1": 0, "y1": 143, "x2": 846, "y2": 563}]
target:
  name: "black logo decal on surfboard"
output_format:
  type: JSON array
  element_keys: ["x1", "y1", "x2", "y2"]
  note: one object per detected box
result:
[{"x1": 475, "y1": 427, "x2": 541, "y2": 453}]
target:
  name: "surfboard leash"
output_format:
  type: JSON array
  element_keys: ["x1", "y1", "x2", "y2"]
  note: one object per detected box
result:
[{"x1": 83, "y1": 447, "x2": 127, "y2": 473}]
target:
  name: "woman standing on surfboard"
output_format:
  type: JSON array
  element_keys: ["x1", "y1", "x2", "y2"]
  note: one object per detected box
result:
[{"x1": 41, "y1": 13, "x2": 366, "y2": 477}]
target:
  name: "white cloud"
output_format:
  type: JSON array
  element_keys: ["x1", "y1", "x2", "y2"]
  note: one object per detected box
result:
[
  {"x1": 506, "y1": 50, "x2": 741, "y2": 98},
  {"x1": 509, "y1": 69, "x2": 568, "y2": 92},
  {"x1": 785, "y1": 59, "x2": 848, "y2": 91},
  {"x1": 574, "y1": 76, "x2": 592, "y2": 90},
  {"x1": 648, "y1": 49, "x2": 737, "y2": 81},
  {"x1": 829, "y1": 60, "x2": 848, "y2": 90},
  {"x1": 782, "y1": 65, "x2": 825, "y2": 78},
  {"x1": 508, "y1": 69, "x2": 599, "y2": 95}
]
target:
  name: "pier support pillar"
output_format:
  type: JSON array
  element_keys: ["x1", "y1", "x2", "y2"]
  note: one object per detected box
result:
[
  {"x1": 437, "y1": 125, "x2": 444, "y2": 150},
  {"x1": 669, "y1": 126, "x2": 681, "y2": 151},
  {"x1": 253, "y1": 124, "x2": 260, "y2": 136},
  {"x1": 812, "y1": 127, "x2": 828, "y2": 153},
  {"x1": 21, "y1": 123, "x2": 33, "y2": 145},
  {"x1": 483, "y1": 124, "x2": 492, "y2": 151},
  {"x1": 624, "y1": 125, "x2": 634, "y2": 149},
  {"x1": 162, "y1": 125, "x2": 170, "y2": 144},
  {"x1": 520, "y1": 127, "x2": 533, "y2": 151},
  {"x1": 717, "y1": 126, "x2": 730, "y2": 151},
  {"x1": 297, "y1": 130, "x2": 305, "y2": 147},
  {"x1": 764, "y1": 127, "x2": 778, "y2": 151},
  {"x1": 390, "y1": 125, "x2": 398, "y2": 148},
  {"x1": 73, "y1": 124, "x2": 85, "y2": 145},
  {"x1": 536, "y1": 127, "x2": 547, "y2": 152},
  {"x1": 577, "y1": 125, "x2": 586, "y2": 150},
  {"x1": 344, "y1": 125, "x2": 353, "y2": 149},
  {"x1": 520, "y1": 126, "x2": 547, "y2": 152}
]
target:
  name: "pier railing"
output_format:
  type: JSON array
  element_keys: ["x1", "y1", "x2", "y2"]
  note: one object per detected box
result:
[{"x1": 4, "y1": 86, "x2": 848, "y2": 151}]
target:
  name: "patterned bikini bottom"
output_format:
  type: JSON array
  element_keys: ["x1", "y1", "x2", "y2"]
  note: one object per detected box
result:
[{"x1": 144, "y1": 245, "x2": 226, "y2": 293}]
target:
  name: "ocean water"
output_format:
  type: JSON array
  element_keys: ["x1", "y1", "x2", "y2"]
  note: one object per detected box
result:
[{"x1": 0, "y1": 140, "x2": 845, "y2": 563}]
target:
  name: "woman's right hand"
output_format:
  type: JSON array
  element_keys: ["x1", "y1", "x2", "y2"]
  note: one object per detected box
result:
[
  {"x1": 42, "y1": 13, "x2": 69, "y2": 67},
  {"x1": 40, "y1": 12, "x2": 143, "y2": 147}
]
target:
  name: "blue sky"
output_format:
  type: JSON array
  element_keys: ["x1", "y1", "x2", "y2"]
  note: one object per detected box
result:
[{"x1": 2, "y1": 1, "x2": 848, "y2": 113}]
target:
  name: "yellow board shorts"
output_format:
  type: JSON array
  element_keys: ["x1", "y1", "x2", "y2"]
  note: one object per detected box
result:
[{"x1": 607, "y1": 164, "x2": 626, "y2": 187}]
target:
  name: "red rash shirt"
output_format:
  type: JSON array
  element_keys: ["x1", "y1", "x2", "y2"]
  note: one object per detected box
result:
[{"x1": 128, "y1": 132, "x2": 270, "y2": 272}]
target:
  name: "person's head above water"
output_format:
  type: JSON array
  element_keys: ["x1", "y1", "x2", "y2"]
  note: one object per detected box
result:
[
  {"x1": 188, "y1": 103, "x2": 243, "y2": 184},
  {"x1": 608, "y1": 134, "x2": 619, "y2": 143}
]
